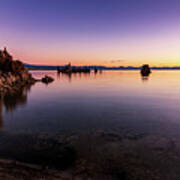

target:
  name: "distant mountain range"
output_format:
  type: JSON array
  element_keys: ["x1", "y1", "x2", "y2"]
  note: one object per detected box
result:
[{"x1": 24, "y1": 64, "x2": 180, "y2": 70}]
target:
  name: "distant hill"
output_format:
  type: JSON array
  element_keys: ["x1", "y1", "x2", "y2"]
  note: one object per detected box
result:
[{"x1": 24, "y1": 64, "x2": 180, "y2": 70}]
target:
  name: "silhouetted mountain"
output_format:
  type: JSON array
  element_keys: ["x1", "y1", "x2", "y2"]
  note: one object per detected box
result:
[{"x1": 24, "y1": 64, "x2": 180, "y2": 70}]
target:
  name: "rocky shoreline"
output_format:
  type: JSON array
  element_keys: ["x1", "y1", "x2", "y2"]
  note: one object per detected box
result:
[
  {"x1": 0, "y1": 48, "x2": 54, "y2": 95},
  {"x1": 0, "y1": 48, "x2": 36, "y2": 94}
]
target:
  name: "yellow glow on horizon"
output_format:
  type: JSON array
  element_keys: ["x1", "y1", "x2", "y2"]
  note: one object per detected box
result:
[
  {"x1": 3, "y1": 18, "x2": 180, "y2": 68},
  {"x1": 7, "y1": 34, "x2": 180, "y2": 67}
]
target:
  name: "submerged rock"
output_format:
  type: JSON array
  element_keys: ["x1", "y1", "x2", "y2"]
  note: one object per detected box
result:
[{"x1": 141, "y1": 64, "x2": 151, "y2": 76}]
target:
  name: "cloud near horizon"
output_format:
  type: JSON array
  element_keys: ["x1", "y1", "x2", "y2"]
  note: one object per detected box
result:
[{"x1": 109, "y1": 59, "x2": 126, "y2": 64}]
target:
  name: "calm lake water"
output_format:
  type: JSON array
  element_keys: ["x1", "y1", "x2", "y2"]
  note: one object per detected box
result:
[{"x1": 2, "y1": 70, "x2": 180, "y2": 138}]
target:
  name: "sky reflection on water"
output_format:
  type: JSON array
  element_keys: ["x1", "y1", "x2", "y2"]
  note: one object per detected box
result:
[{"x1": 1, "y1": 70, "x2": 180, "y2": 138}]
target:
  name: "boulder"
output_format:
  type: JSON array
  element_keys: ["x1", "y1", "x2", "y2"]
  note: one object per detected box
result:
[
  {"x1": 141, "y1": 64, "x2": 151, "y2": 76},
  {"x1": 41, "y1": 75, "x2": 54, "y2": 84}
]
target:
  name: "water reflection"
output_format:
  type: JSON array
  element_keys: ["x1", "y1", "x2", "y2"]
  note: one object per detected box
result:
[
  {"x1": 4, "y1": 70, "x2": 180, "y2": 137},
  {"x1": 0, "y1": 96, "x2": 3, "y2": 129},
  {"x1": 0, "y1": 71, "x2": 104, "y2": 130},
  {"x1": 57, "y1": 72, "x2": 60, "y2": 79},
  {"x1": 59, "y1": 73, "x2": 72, "y2": 82},
  {"x1": 3, "y1": 86, "x2": 30, "y2": 112},
  {"x1": 141, "y1": 75, "x2": 150, "y2": 82},
  {"x1": 0, "y1": 84, "x2": 33, "y2": 129},
  {"x1": 57, "y1": 71, "x2": 102, "y2": 82}
]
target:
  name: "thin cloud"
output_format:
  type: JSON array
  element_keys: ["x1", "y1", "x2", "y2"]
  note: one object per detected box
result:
[{"x1": 110, "y1": 59, "x2": 125, "y2": 63}]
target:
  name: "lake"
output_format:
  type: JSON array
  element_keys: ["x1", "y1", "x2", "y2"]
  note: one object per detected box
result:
[
  {"x1": 1, "y1": 70, "x2": 180, "y2": 179},
  {"x1": 2, "y1": 70, "x2": 180, "y2": 137}
]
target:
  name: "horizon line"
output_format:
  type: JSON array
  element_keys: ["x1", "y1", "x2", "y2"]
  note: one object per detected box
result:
[{"x1": 24, "y1": 63, "x2": 180, "y2": 70}]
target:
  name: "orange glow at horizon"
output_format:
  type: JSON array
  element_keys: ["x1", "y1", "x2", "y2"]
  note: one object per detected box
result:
[
  {"x1": 1, "y1": 0, "x2": 180, "y2": 68},
  {"x1": 10, "y1": 49, "x2": 180, "y2": 67},
  {"x1": 5, "y1": 27, "x2": 180, "y2": 67}
]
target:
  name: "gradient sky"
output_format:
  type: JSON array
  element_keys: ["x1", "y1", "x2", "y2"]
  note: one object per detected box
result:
[{"x1": 1, "y1": 0, "x2": 180, "y2": 66}]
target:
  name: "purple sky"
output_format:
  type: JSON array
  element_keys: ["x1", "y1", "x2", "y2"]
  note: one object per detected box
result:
[{"x1": 0, "y1": 0, "x2": 180, "y2": 66}]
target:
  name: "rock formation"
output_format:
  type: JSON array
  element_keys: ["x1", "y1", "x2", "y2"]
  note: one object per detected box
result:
[
  {"x1": 41, "y1": 75, "x2": 54, "y2": 84},
  {"x1": 141, "y1": 64, "x2": 151, "y2": 76},
  {"x1": 58, "y1": 63, "x2": 91, "y2": 73},
  {"x1": 0, "y1": 47, "x2": 36, "y2": 94}
]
